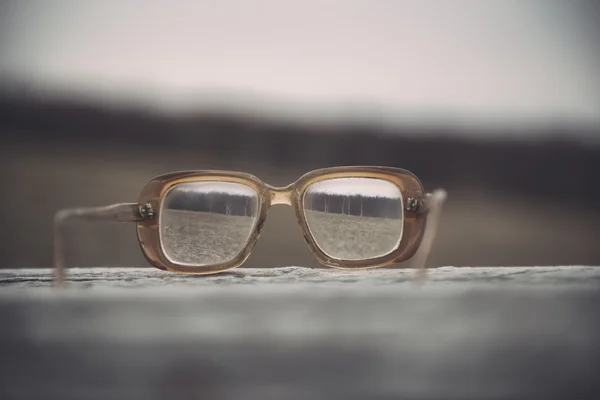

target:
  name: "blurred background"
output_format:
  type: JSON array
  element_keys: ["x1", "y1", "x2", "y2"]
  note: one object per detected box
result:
[{"x1": 0, "y1": 0, "x2": 599, "y2": 269}]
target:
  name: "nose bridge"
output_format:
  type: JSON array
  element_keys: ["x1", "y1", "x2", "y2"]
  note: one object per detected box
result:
[{"x1": 267, "y1": 184, "x2": 295, "y2": 206}]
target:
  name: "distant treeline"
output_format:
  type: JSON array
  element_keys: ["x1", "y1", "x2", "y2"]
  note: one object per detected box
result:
[
  {"x1": 166, "y1": 191, "x2": 257, "y2": 217},
  {"x1": 1, "y1": 92, "x2": 599, "y2": 208},
  {"x1": 166, "y1": 188, "x2": 402, "y2": 218},
  {"x1": 304, "y1": 192, "x2": 402, "y2": 218}
]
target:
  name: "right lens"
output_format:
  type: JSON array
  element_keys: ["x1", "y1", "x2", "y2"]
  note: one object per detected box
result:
[
  {"x1": 159, "y1": 181, "x2": 259, "y2": 266},
  {"x1": 303, "y1": 177, "x2": 404, "y2": 260}
]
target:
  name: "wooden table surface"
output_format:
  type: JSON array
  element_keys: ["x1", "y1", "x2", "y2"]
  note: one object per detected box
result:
[{"x1": 1, "y1": 266, "x2": 599, "y2": 400}]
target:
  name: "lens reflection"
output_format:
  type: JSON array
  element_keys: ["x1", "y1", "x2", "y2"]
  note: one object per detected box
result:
[
  {"x1": 159, "y1": 181, "x2": 259, "y2": 266},
  {"x1": 303, "y1": 178, "x2": 404, "y2": 260}
]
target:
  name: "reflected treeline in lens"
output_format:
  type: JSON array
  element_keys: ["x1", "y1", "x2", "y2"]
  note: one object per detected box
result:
[
  {"x1": 304, "y1": 192, "x2": 402, "y2": 219},
  {"x1": 159, "y1": 182, "x2": 259, "y2": 267},
  {"x1": 166, "y1": 190, "x2": 257, "y2": 217},
  {"x1": 303, "y1": 178, "x2": 404, "y2": 260}
]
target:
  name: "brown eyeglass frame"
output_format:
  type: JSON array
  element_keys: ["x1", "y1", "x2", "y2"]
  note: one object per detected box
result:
[{"x1": 54, "y1": 166, "x2": 447, "y2": 286}]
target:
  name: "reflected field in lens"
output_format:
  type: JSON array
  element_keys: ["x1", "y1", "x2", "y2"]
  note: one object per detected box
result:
[
  {"x1": 159, "y1": 181, "x2": 259, "y2": 266},
  {"x1": 161, "y1": 210, "x2": 256, "y2": 266},
  {"x1": 303, "y1": 178, "x2": 404, "y2": 260},
  {"x1": 304, "y1": 210, "x2": 404, "y2": 261}
]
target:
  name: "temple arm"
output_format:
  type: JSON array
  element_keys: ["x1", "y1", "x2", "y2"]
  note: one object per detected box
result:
[
  {"x1": 412, "y1": 189, "x2": 448, "y2": 282},
  {"x1": 53, "y1": 203, "x2": 147, "y2": 286}
]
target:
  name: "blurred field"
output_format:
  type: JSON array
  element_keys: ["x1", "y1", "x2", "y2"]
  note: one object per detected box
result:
[
  {"x1": 1, "y1": 94, "x2": 599, "y2": 268},
  {"x1": 1, "y1": 138, "x2": 599, "y2": 269},
  {"x1": 304, "y1": 210, "x2": 402, "y2": 260},
  {"x1": 161, "y1": 210, "x2": 256, "y2": 265}
]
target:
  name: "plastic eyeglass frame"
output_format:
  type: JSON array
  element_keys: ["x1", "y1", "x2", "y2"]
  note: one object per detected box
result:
[{"x1": 54, "y1": 166, "x2": 447, "y2": 286}]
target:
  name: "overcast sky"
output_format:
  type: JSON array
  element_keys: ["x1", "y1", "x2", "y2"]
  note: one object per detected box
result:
[
  {"x1": 1, "y1": 0, "x2": 599, "y2": 128},
  {"x1": 171, "y1": 182, "x2": 258, "y2": 197},
  {"x1": 309, "y1": 178, "x2": 402, "y2": 198}
]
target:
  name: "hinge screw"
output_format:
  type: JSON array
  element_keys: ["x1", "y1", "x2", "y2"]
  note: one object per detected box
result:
[
  {"x1": 139, "y1": 203, "x2": 155, "y2": 219},
  {"x1": 406, "y1": 198, "x2": 421, "y2": 212}
]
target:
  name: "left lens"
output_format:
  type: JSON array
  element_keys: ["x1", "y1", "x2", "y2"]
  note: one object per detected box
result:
[
  {"x1": 303, "y1": 177, "x2": 404, "y2": 260},
  {"x1": 159, "y1": 181, "x2": 259, "y2": 267}
]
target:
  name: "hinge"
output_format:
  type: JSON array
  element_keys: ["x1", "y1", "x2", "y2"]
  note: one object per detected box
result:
[
  {"x1": 138, "y1": 203, "x2": 156, "y2": 219},
  {"x1": 405, "y1": 197, "x2": 422, "y2": 212}
]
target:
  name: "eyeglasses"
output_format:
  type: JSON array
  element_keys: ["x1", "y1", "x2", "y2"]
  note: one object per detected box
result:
[{"x1": 54, "y1": 166, "x2": 446, "y2": 285}]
